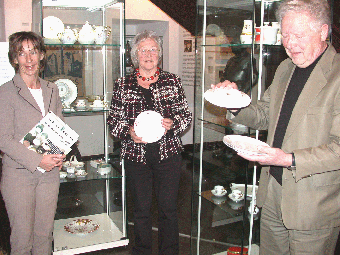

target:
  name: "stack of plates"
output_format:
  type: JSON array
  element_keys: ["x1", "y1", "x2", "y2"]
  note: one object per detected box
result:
[
  {"x1": 204, "y1": 88, "x2": 251, "y2": 108},
  {"x1": 223, "y1": 135, "x2": 269, "y2": 155}
]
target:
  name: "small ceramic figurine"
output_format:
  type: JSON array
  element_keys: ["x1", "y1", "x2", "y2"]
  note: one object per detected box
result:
[{"x1": 78, "y1": 21, "x2": 95, "y2": 44}]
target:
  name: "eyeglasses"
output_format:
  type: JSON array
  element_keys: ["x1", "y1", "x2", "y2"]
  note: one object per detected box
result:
[{"x1": 138, "y1": 48, "x2": 159, "y2": 56}]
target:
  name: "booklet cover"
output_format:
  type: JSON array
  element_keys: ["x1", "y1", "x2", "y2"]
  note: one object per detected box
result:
[{"x1": 21, "y1": 111, "x2": 79, "y2": 155}]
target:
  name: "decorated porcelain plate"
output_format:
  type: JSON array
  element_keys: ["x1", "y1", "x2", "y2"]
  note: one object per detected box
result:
[
  {"x1": 204, "y1": 88, "x2": 251, "y2": 109},
  {"x1": 43, "y1": 16, "x2": 64, "y2": 39},
  {"x1": 134, "y1": 110, "x2": 165, "y2": 143},
  {"x1": 223, "y1": 135, "x2": 270, "y2": 156},
  {"x1": 55, "y1": 79, "x2": 77, "y2": 105},
  {"x1": 64, "y1": 219, "x2": 99, "y2": 235}
]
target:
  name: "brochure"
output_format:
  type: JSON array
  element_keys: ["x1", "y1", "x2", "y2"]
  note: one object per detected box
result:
[{"x1": 21, "y1": 111, "x2": 79, "y2": 156}]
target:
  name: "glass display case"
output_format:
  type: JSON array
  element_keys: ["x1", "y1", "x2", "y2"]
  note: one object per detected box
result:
[
  {"x1": 32, "y1": 0, "x2": 128, "y2": 253},
  {"x1": 191, "y1": 0, "x2": 286, "y2": 254}
]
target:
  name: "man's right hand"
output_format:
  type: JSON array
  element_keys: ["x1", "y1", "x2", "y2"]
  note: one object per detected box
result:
[{"x1": 211, "y1": 80, "x2": 238, "y2": 90}]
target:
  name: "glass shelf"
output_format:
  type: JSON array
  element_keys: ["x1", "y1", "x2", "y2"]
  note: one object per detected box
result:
[
  {"x1": 62, "y1": 108, "x2": 110, "y2": 115},
  {"x1": 45, "y1": 43, "x2": 121, "y2": 47},
  {"x1": 59, "y1": 160, "x2": 123, "y2": 183},
  {"x1": 201, "y1": 43, "x2": 284, "y2": 47}
]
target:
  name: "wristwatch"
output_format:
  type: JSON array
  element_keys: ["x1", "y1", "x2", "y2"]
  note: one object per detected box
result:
[{"x1": 287, "y1": 153, "x2": 296, "y2": 171}]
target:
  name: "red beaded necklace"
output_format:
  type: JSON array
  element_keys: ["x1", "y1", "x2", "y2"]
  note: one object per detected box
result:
[{"x1": 136, "y1": 68, "x2": 160, "y2": 81}]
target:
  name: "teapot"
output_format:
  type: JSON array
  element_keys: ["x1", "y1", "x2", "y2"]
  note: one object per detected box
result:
[
  {"x1": 78, "y1": 21, "x2": 95, "y2": 44},
  {"x1": 93, "y1": 26, "x2": 111, "y2": 44},
  {"x1": 58, "y1": 26, "x2": 78, "y2": 44}
]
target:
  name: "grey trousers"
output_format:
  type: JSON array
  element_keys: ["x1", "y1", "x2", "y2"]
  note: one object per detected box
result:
[
  {"x1": 1, "y1": 167, "x2": 60, "y2": 255},
  {"x1": 260, "y1": 176, "x2": 340, "y2": 255}
]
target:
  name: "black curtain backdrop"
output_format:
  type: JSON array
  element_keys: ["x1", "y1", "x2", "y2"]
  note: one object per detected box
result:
[{"x1": 150, "y1": 0, "x2": 196, "y2": 35}]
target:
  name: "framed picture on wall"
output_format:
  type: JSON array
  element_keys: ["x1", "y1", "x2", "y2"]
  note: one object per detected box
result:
[{"x1": 43, "y1": 46, "x2": 85, "y2": 98}]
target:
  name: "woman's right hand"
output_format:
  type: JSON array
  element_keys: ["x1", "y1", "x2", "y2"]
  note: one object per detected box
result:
[
  {"x1": 39, "y1": 154, "x2": 66, "y2": 171},
  {"x1": 129, "y1": 126, "x2": 146, "y2": 144}
]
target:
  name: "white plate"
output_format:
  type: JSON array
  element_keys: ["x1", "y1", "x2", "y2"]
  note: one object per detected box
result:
[
  {"x1": 204, "y1": 88, "x2": 251, "y2": 109},
  {"x1": 230, "y1": 183, "x2": 258, "y2": 198},
  {"x1": 223, "y1": 135, "x2": 270, "y2": 156},
  {"x1": 64, "y1": 219, "x2": 99, "y2": 235},
  {"x1": 55, "y1": 79, "x2": 77, "y2": 105},
  {"x1": 228, "y1": 193, "x2": 245, "y2": 202},
  {"x1": 43, "y1": 16, "x2": 64, "y2": 39},
  {"x1": 134, "y1": 110, "x2": 165, "y2": 143},
  {"x1": 211, "y1": 189, "x2": 227, "y2": 197}
]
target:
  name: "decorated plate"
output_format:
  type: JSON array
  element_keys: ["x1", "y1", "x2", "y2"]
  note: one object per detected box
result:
[
  {"x1": 223, "y1": 135, "x2": 270, "y2": 156},
  {"x1": 64, "y1": 219, "x2": 99, "y2": 235},
  {"x1": 134, "y1": 110, "x2": 165, "y2": 143},
  {"x1": 204, "y1": 88, "x2": 251, "y2": 109},
  {"x1": 55, "y1": 79, "x2": 77, "y2": 105},
  {"x1": 43, "y1": 16, "x2": 64, "y2": 39}
]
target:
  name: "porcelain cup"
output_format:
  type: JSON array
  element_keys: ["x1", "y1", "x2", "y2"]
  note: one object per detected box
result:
[
  {"x1": 240, "y1": 34, "x2": 253, "y2": 44},
  {"x1": 76, "y1": 169, "x2": 86, "y2": 175},
  {"x1": 213, "y1": 185, "x2": 225, "y2": 196},
  {"x1": 76, "y1": 99, "x2": 86, "y2": 107},
  {"x1": 66, "y1": 166, "x2": 75, "y2": 174},
  {"x1": 231, "y1": 189, "x2": 243, "y2": 199},
  {"x1": 262, "y1": 27, "x2": 279, "y2": 45}
]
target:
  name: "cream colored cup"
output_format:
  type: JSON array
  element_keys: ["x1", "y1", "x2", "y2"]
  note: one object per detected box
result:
[{"x1": 213, "y1": 185, "x2": 225, "y2": 195}]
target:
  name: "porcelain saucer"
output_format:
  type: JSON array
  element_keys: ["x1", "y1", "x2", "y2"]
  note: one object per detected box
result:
[{"x1": 211, "y1": 189, "x2": 227, "y2": 197}]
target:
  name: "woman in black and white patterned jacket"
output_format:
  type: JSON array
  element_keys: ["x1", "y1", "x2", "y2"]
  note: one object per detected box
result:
[{"x1": 107, "y1": 30, "x2": 192, "y2": 255}]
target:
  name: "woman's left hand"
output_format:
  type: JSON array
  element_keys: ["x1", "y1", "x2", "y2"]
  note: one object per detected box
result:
[{"x1": 162, "y1": 118, "x2": 173, "y2": 133}]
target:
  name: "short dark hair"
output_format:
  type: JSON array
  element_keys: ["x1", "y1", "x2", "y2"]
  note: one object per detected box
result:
[{"x1": 8, "y1": 31, "x2": 47, "y2": 73}]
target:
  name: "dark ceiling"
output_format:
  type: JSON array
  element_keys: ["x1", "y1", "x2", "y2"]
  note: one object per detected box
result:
[{"x1": 150, "y1": 0, "x2": 196, "y2": 35}]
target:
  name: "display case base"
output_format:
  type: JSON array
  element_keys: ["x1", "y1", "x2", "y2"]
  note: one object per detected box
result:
[{"x1": 53, "y1": 213, "x2": 129, "y2": 254}]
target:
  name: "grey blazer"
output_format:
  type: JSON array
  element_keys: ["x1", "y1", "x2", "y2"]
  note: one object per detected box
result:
[
  {"x1": 233, "y1": 44, "x2": 340, "y2": 230},
  {"x1": 0, "y1": 73, "x2": 63, "y2": 174}
]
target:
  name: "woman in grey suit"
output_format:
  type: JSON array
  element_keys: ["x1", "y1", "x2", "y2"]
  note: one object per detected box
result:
[{"x1": 0, "y1": 31, "x2": 65, "y2": 254}]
